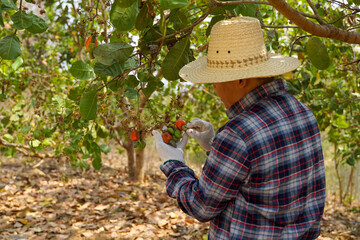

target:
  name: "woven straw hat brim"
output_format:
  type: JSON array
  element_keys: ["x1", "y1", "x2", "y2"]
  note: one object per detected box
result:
[{"x1": 179, "y1": 53, "x2": 301, "y2": 84}]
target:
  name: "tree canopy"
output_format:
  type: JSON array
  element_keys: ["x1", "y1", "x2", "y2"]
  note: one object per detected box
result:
[{"x1": 0, "y1": 0, "x2": 359, "y2": 199}]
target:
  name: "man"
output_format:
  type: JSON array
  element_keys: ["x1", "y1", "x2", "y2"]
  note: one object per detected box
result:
[{"x1": 153, "y1": 17, "x2": 326, "y2": 240}]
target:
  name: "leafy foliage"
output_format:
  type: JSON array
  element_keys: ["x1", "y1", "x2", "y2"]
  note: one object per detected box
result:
[{"x1": 0, "y1": 0, "x2": 358, "y2": 191}]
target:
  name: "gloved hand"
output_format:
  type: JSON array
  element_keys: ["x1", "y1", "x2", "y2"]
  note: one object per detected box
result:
[
  {"x1": 153, "y1": 130, "x2": 188, "y2": 164},
  {"x1": 186, "y1": 118, "x2": 215, "y2": 151}
]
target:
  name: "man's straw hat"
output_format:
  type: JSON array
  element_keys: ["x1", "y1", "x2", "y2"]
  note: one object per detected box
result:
[{"x1": 179, "y1": 16, "x2": 301, "y2": 84}]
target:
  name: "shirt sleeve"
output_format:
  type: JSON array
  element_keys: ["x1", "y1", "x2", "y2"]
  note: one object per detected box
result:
[{"x1": 160, "y1": 128, "x2": 251, "y2": 222}]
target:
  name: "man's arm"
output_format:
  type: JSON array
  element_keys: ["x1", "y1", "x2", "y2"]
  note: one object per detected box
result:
[{"x1": 160, "y1": 128, "x2": 250, "y2": 222}]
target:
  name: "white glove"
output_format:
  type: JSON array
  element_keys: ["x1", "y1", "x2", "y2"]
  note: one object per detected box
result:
[
  {"x1": 152, "y1": 130, "x2": 188, "y2": 163},
  {"x1": 186, "y1": 118, "x2": 215, "y2": 151}
]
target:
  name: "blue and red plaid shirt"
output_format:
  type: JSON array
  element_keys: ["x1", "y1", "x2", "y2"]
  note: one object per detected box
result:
[{"x1": 160, "y1": 79, "x2": 326, "y2": 240}]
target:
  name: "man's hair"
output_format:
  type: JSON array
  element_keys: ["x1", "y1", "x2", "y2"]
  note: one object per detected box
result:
[{"x1": 255, "y1": 77, "x2": 275, "y2": 85}]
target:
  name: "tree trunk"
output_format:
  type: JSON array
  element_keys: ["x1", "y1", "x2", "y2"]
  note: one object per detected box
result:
[
  {"x1": 333, "y1": 142, "x2": 343, "y2": 204},
  {"x1": 135, "y1": 148, "x2": 145, "y2": 183},
  {"x1": 123, "y1": 141, "x2": 135, "y2": 180},
  {"x1": 344, "y1": 167, "x2": 354, "y2": 205}
]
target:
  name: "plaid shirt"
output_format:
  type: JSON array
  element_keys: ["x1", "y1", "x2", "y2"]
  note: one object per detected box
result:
[{"x1": 160, "y1": 79, "x2": 326, "y2": 240}]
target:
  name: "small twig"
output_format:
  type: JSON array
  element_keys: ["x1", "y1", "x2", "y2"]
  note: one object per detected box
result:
[
  {"x1": 195, "y1": 42, "x2": 209, "y2": 53},
  {"x1": 331, "y1": 0, "x2": 358, "y2": 11},
  {"x1": 149, "y1": 25, "x2": 162, "y2": 37},
  {"x1": 261, "y1": 25, "x2": 298, "y2": 29},
  {"x1": 299, "y1": 12, "x2": 318, "y2": 19},
  {"x1": 101, "y1": 114, "x2": 125, "y2": 147},
  {"x1": 154, "y1": 5, "x2": 215, "y2": 43},
  {"x1": 330, "y1": 10, "x2": 360, "y2": 25},
  {"x1": 343, "y1": 59, "x2": 360, "y2": 66},
  {"x1": 306, "y1": 0, "x2": 327, "y2": 24},
  {"x1": 347, "y1": 24, "x2": 360, "y2": 31},
  {"x1": 71, "y1": 1, "x2": 78, "y2": 17},
  {"x1": 212, "y1": 0, "x2": 270, "y2": 6},
  {"x1": 289, "y1": 34, "x2": 312, "y2": 56},
  {"x1": 0, "y1": 137, "x2": 60, "y2": 159},
  {"x1": 184, "y1": 4, "x2": 208, "y2": 14}
]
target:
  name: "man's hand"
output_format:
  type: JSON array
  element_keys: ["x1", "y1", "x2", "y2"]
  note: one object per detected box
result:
[
  {"x1": 153, "y1": 130, "x2": 188, "y2": 164},
  {"x1": 186, "y1": 118, "x2": 215, "y2": 151}
]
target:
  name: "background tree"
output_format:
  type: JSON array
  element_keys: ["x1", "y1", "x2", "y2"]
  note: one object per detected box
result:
[{"x1": 0, "y1": 0, "x2": 358, "y2": 201}]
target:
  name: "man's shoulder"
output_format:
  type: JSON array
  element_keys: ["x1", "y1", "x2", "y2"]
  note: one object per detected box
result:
[
  {"x1": 219, "y1": 113, "x2": 261, "y2": 140},
  {"x1": 221, "y1": 94, "x2": 315, "y2": 140}
]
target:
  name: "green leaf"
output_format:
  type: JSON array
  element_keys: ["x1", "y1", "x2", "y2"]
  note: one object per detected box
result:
[
  {"x1": 237, "y1": 4, "x2": 257, "y2": 17},
  {"x1": 161, "y1": 37, "x2": 190, "y2": 80},
  {"x1": 206, "y1": 15, "x2": 225, "y2": 37},
  {"x1": 11, "y1": 57, "x2": 23, "y2": 71},
  {"x1": 306, "y1": 37, "x2": 331, "y2": 70},
  {"x1": 69, "y1": 60, "x2": 95, "y2": 80},
  {"x1": 3, "y1": 133, "x2": 14, "y2": 142},
  {"x1": 138, "y1": 27, "x2": 176, "y2": 55},
  {"x1": 92, "y1": 156, "x2": 102, "y2": 170},
  {"x1": 333, "y1": 114, "x2": 349, "y2": 129},
  {"x1": 159, "y1": 0, "x2": 188, "y2": 10},
  {"x1": 136, "y1": 140, "x2": 146, "y2": 150},
  {"x1": 110, "y1": 1, "x2": 139, "y2": 32},
  {"x1": 124, "y1": 88, "x2": 139, "y2": 99},
  {"x1": 124, "y1": 75, "x2": 139, "y2": 88},
  {"x1": 143, "y1": 80, "x2": 158, "y2": 97},
  {"x1": 94, "y1": 60, "x2": 124, "y2": 77},
  {"x1": 135, "y1": 3, "x2": 154, "y2": 31},
  {"x1": 346, "y1": 154, "x2": 355, "y2": 166},
  {"x1": 100, "y1": 144, "x2": 111, "y2": 154},
  {"x1": 78, "y1": 160, "x2": 90, "y2": 169},
  {"x1": 11, "y1": 10, "x2": 33, "y2": 30},
  {"x1": 93, "y1": 42, "x2": 134, "y2": 65},
  {"x1": 286, "y1": 80, "x2": 302, "y2": 95},
  {"x1": 29, "y1": 139, "x2": 41, "y2": 148},
  {"x1": 94, "y1": 57, "x2": 135, "y2": 77},
  {"x1": 116, "y1": 0, "x2": 133, "y2": 8},
  {"x1": 0, "y1": 34, "x2": 21, "y2": 60},
  {"x1": 68, "y1": 87, "x2": 81, "y2": 101},
  {"x1": 26, "y1": 14, "x2": 48, "y2": 33},
  {"x1": 107, "y1": 79, "x2": 122, "y2": 91},
  {"x1": 21, "y1": 126, "x2": 31, "y2": 134},
  {"x1": 42, "y1": 138, "x2": 52, "y2": 146},
  {"x1": 80, "y1": 90, "x2": 97, "y2": 120},
  {"x1": 1, "y1": 0, "x2": 17, "y2": 10},
  {"x1": 1, "y1": 116, "x2": 10, "y2": 126},
  {"x1": 169, "y1": 9, "x2": 188, "y2": 30}
]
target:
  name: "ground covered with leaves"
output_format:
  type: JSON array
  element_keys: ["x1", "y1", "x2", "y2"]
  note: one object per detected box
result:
[{"x1": 0, "y1": 155, "x2": 359, "y2": 240}]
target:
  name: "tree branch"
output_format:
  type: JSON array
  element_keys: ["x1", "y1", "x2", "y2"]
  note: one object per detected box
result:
[
  {"x1": 261, "y1": 25, "x2": 298, "y2": 29},
  {"x1": 330, "y1": 10, "x2": 360, "y2": 25},
  {"x1": 155, "y1": 4, "x2": 215, "y2": 43},
  {"x1": 267, "y1": 0, "x2": 360, "y2": 44},
  {"x1": 0, "y1": 137, "x2": 59, "y2": 159},
  {"x1": 213, "y1": 0, "x2": 270, "y2": 5},
  {"x1": 100, "y1": 114, "x2": 127, "y2": 148},
  {"x1": 306, "y1": 0, "x2": 327, "y2": 24},
  {"x1": 299, "y1": 12, "x2": 318, "y2": 20}
]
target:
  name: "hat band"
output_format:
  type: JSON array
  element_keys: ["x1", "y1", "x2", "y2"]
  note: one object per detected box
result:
[{"x1": 207, "y1": 52, "x2": 269, "y2": 69}]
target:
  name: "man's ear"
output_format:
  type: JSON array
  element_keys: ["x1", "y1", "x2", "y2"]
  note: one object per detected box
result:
[{"x1": 239, "y1": 79, "x2": 247, "y2": 88}]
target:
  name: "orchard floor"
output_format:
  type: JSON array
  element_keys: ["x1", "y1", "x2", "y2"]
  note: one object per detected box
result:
[{"x1": 0, "y1": 152, "x2": 359, "y2": 240}]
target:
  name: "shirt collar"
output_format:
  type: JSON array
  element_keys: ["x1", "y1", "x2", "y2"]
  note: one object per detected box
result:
[{"x1": 226, "y1": 78, "x2": 287, "y2": 119}]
